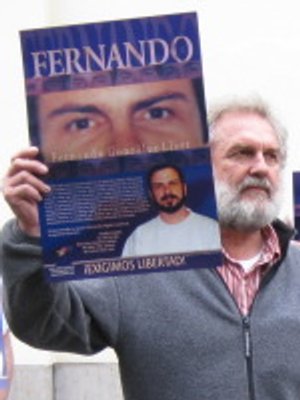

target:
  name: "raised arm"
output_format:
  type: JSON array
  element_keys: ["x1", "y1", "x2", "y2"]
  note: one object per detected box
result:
[{"x1": 1, "y1": 148, "x2": 119, "y2": 354}]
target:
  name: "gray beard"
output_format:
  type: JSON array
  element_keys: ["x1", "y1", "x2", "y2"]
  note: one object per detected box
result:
[{"x1": 215, "y1": 176, "x2": 283, "y2": 232}]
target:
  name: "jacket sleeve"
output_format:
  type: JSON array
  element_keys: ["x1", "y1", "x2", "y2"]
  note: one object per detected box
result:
[{"x1": 0, "y1": 219, "x2": 120, "y2": 355}]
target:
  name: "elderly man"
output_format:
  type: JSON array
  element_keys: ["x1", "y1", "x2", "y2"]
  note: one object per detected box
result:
[{"x1": 1, "y1": 98, "x2": 299, "y2": 400}]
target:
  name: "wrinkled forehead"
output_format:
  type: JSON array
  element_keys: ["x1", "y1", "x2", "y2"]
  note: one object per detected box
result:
[{"x1": 212, "y1": 111, "x2": 280, "y2": 147}]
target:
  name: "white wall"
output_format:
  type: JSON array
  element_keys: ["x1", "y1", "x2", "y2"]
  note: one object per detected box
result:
[
  {"x1": 0, "y1": 0, "x2": 48, "y2": 227},
  {"x1": 0, "y1": 0, "x2": 52, "y2": 366},
  {"x1": 1, "y1": 0, "x2": 300, "y2": 363}
]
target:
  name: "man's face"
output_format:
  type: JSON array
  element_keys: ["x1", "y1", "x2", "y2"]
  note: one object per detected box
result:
[
  {"x1": 38, "y1": 78, "x2": 204, "y2": 161},
  {"x1": 212, "y1": 111, "x2": 283, "y2": 231},
  {"x1": 150, "y1": 167, "x2": 187, "y2": 214}
]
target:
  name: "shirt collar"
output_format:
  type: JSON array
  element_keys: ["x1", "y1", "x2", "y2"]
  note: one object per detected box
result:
[{"x1": 222, "y1": 224, "x2": 281, "y2": 275}]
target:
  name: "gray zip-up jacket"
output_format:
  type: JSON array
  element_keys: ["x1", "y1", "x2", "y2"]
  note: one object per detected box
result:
[{"x1": 1, "y1": 218, "x2": 299, "y2": 400}]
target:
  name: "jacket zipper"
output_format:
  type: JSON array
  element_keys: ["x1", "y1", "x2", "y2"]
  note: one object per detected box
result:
[
  {"x1": 242, "y1": 259, "x2": 283, "y2": 400},
  {"x1": 214, "y1": 261, "x2": 286, "y2": 400},
  {"x1": 242, "y1": 316, "x2": 255, "y2": 400},
  {"x1": 212, "y1": 220, "x2": 292, "y2": 399},
  {"x1": 214, "y1": 268, "x2": 257, "y2": 399}
]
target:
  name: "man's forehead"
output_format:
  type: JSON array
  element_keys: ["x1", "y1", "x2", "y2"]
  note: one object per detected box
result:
[
  {"x1": 39, "y1": 78, "x2": 194, "y2": 106},
  {"x1": 151, "y1": 168, "x2": 181, "y2": 182},
  {"x1": 214, "y1": 111, "x2": 279, "y2": 146}
]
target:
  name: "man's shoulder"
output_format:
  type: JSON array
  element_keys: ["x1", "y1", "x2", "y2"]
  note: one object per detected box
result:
[
  {"x1": 188, "y1": 211, "x2": 218, "y2": 226},
  {"x1": 131, "y1": 216, "x2": 160, "y2": 233},
  {"x1": 289, "y1": 240, "x2": 300, "y2": 253},
  {"x1": 278, "y1": 240, "x2": 300, "y2": 277}
]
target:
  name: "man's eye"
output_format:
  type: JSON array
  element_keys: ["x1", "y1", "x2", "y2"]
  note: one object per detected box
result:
[
  {"x1": 240, "y1": 149, "x2": 253, "y2": 157},
  {"x1": 151, "y1": 183, "x2": 164, "y2": 190},
  {"x1": 264, "y1": 151, "x2": 280, "y2": 164},
  {"x1": 145, "y1": 108, "x2": 171, "y2": 120},
  {"x1": 231, "y1": 149, "x2": 254, "y2": 160},
  {"x1": 66, "y1": 118, "x2": 95, "y2": 132}
]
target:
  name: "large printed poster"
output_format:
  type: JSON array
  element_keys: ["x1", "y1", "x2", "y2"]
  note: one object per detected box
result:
[
  {"x1": 293, "y1": 172, "x2": 300, "y2": 240},
  {"x1": 20, "y1": 12, "x2": 223, "y2": 281}
]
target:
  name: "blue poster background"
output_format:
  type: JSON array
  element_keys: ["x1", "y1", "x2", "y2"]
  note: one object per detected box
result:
[
  {"x1": 40, "y1": 148, "x2": 222, "y2": 281},
  {"x1": 20, "y1": 13, "x2": 223, "y2": 281}
]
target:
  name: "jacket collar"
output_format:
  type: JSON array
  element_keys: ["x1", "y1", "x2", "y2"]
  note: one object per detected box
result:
[{"x1": 271, "y1": 219, "x2": 295, "y2": 261}]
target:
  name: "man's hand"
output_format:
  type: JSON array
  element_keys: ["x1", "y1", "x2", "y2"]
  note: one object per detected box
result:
[{"x1": 3, "y1": 147, "x2": 50, "y2": 237}]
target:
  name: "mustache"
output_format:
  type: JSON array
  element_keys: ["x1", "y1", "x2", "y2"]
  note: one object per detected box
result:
[
  {"x1": 160, "y1": 194, "x2": 179, "y2": 201},
  {"x1": 237, "y1": 176, "x2": 272, "y2": 194}
]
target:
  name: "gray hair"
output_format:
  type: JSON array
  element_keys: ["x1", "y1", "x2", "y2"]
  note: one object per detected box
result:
[{"x1": 208, "y1": 97, "x2": 288, "y2": 165}]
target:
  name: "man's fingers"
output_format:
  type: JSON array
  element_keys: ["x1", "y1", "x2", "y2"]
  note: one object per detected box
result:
[
  {"x1": 2, "y1": 147, "x2": 46, "y2": 236},
  {"x1": 7, "y1": 157, "x2": 48, "y2": 178},
  {"x1": 10, "y1": 146, "x2": 39, "y2": 162},
  {"x1": 7, "y1": 146, "x2": 48, "y2": 179},
  {"x1": 4, "y1": 182, "x2": 45, "y2": 204},
  {"x1": 4, "y1": 170, "x2": 50, "y2": 198}
]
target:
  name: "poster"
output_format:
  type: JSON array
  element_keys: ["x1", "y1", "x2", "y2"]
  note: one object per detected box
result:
[
  {"x1": 20, "y1": 12, "x2": 223, "y2": 281},
  {"x1": 293, "y1": 172, "x2": 300, "y2": 240}
]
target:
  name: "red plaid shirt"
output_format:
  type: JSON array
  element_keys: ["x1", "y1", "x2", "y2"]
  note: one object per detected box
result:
[{"x1": 217, "y1": 225, "x2": 281, "y2": 316}]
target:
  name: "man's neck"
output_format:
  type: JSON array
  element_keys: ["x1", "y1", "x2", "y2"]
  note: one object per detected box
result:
[
  {"x1": 220, "y1": 227, "x2": 264, "y2": 260},
  {"x1": 159, "y1": 207, "x2": 190, "y2": 224}
]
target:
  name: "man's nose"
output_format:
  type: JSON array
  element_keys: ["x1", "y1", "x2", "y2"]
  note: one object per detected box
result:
[
  {"x1": 249, "y1": 152, "x2": 269, "y2": 176},
  {"x1": 111, "y1": 119, "x2": 141, "y2": 150},
  {"x1": 162, "y1": 184, "x2": 172, "y2": 195}
]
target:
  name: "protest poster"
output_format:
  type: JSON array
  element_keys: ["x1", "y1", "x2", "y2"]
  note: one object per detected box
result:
[
  {"x1": 293, "y1": 172, "x2": 300, "y2": 240},
  {"x1": 20, "y1": 12, "x2": 223, "y2": 281}
]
